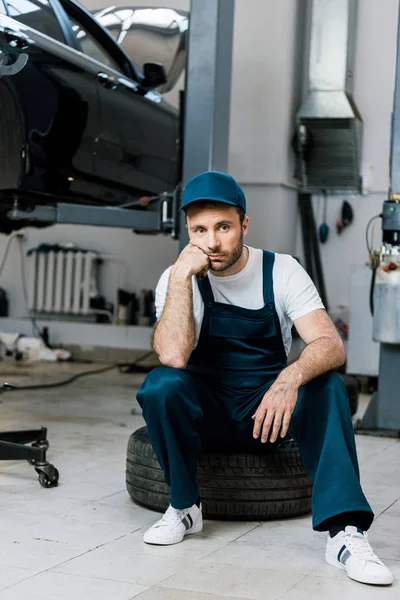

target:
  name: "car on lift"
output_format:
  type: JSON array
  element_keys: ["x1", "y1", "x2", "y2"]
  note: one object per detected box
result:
[{"x1": 0, "y1": 0, "x2": 181, "y2": 234}]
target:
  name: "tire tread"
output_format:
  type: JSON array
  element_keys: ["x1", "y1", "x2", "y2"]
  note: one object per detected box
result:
[{"x1": 126, "y1": 427, "x2": 313, "y2": 520}]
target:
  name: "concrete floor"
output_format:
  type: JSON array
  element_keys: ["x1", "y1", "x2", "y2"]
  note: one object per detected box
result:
[{"x1": 0, "y1": 359, "x2": 399, "y2": 599}]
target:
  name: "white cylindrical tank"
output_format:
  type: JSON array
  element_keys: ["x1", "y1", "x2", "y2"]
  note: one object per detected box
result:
[{"x1": 373, "y1": 260, "x2": 400, "y2": 343}]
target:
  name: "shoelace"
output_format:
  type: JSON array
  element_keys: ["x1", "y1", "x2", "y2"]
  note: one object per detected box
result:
[
  {"x1": 345, "y1": 531, "x2": 380, "y2": 563},
  {"x1": 159, "y1": 505, "x2": 189, "y2": 527}
]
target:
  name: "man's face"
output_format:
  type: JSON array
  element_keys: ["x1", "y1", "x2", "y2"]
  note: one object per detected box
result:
[{"x1": 186, "y1": 204, "x2": 249, "y2": 273}]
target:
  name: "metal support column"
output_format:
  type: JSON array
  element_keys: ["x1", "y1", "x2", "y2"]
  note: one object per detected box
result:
[
  {"x1": 391, "y1": 5, "x2": 400, "y2": 196},
  {"x1": 355, "y1": 8, "x2": 400, "y2": 437},
  {"x1": 358, "y1": 344, "x2": 400, "y2": 435},
  {"x1": 179, "y1": 0, "x2": 235, "y2": 249}
]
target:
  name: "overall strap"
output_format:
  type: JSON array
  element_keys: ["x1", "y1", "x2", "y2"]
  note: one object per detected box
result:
[
  {"x1": 262, "y1": 250, "x2": 276, "y2": 305},
  {"x1": 196, "y1": 275, "x2": 214, "y2": 310}
]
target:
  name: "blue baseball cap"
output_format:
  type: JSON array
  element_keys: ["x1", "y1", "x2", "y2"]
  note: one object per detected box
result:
[{"x1": 180, "y1": 171, "x2": 246, "y2": 213}]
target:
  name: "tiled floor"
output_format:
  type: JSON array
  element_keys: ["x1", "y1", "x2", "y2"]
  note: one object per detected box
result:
[{"x1": 0, "y1": 360, "x2": 399, "y2": 599}]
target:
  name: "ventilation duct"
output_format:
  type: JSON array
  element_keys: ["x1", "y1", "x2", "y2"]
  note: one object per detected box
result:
[{"x1": 295, "y1": 0, "x2": 362, "y2": 192}]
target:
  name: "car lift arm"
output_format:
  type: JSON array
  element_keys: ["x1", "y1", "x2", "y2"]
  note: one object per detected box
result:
[{"x1": 7, "y1": 189, "x2": 181, "y2": 238}]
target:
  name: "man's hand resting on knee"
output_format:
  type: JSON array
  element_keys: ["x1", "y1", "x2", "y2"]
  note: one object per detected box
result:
[
  {"x1": 252, "y1": 377, "x2": 299, "y2": 443},
  {"x1": 252, "y1": 309, "x2": 346, "y2": 443}
]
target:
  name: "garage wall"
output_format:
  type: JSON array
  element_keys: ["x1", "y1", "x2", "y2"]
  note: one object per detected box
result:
[
  {"x1": 230, "y1": 0, "x2": 302, "y2": 257},
  {"x1": 0, "y1": 0, "x2": 398, "y2": 321},
  {"x1": 294, "y1": 0, "x2": 399, "y2": 308}
]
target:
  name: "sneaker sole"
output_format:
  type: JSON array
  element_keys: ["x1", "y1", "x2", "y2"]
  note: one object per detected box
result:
[
  {"x1": 144, "y1": 523, "x2": 203, "y2": 546},
  {"x1": 325, "y1": 553, "x2": 346, "y2": 573},
  {"x1": 325, "y1": 553, "x2": 393, "y2": 586},
  {"x1": 186, "y1": 523, "x2": 203, "y2": 536}
]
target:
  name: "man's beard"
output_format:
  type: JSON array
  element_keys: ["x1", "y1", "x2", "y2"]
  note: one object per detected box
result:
[{"x1": 209, "y1": 232, "x2": 244, "y2": 273}]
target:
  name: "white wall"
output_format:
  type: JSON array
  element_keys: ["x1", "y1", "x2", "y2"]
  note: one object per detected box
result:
[
  {"x1": 0, "y1": 225, "x2": 179, "y2": 319},
  {"x1": 0, "y1": 0, "x2": 399, "y2": 321},
  {"x1": 229, "y1": 0, "x2": 302, "y2": 184},
  {"x1": 297, "y1": 0, "x2": 400, "y2": 310}
]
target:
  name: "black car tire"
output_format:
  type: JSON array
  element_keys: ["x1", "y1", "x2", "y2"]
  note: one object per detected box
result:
[
  {"x1": 126, "y1": 427, "x2": 313, "y2": 520},
  {"x1": 339, "y1": 373, "x2": 359, "y2": 416}
]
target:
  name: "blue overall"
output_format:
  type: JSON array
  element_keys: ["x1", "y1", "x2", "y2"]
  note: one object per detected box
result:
[{"x1": 137, "y1": 251, "x2": 373, "y2": 530}]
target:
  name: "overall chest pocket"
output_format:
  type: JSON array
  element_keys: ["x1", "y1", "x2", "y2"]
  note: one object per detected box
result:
[{"x1": 208, "y1": 312, "x2": 277, "y2": 339}]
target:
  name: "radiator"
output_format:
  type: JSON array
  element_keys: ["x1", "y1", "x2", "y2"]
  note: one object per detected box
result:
[{"x1": 28, "y1": 246, "x2": 101, "y2": 316}]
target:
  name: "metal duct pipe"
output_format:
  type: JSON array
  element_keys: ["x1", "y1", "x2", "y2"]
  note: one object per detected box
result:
[{"x1": 295, "y1": 0, "x2": 362, "y2": 192}]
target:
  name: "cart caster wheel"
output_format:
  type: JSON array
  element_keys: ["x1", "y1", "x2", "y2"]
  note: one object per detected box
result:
[
  {"x1": 27, "y1": 439, "x2": 50, "y2": 466},
  {"x1": 33, "y1": 439, "x2": 49, "y2": 451},
  {"x1": 35, "y1": 464, "x2": 59, "y2": 488}
]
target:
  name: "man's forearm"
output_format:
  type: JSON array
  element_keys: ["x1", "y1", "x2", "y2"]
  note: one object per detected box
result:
[
  {"x1": 276, "y1": 336, "x2": 346, "y2": 389},
  {"x1": 153, "y1": 266, "x2": 195, "y2": 369}
]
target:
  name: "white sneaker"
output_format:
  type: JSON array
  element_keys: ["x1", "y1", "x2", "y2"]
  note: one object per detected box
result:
[
  {"x1": 325, "y1": 526, "x2": 393, "y2": 585},
  {"x1": 143, "y1": 503, "x2": 203, "y2": 545}
]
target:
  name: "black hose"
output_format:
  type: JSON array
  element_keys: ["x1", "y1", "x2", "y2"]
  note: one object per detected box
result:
[
  {"x1": 369, "y1": 266, "x2": 377, "y2": 317},
  {"x1": 0, "y1": 350, "x2": 155, "y2": 394},
  {"x1": 298, "y1": 193, "x2": 313, "y2": 277},
  {"x1": 298, "y1": 193, "x2": 329, "y2": 310},
  {"x1": 306, "y1": 196, "x2": 329, "y2": 310},
  {"x1": 365, "y1": 214, "x2": 382, "y2": 254}
]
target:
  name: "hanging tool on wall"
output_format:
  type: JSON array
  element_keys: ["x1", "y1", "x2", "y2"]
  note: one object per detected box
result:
[
  {"x1": 336, "y1": 200, "x2": 354, "y2": 234},
  {"x1": 319, "y1": 191, "x2": 329, "y2": 244}
]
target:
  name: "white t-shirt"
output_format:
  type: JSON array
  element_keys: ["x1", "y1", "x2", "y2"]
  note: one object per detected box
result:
[{"x1": 155, "y1": 246, "x2": 325, "y2": 356}]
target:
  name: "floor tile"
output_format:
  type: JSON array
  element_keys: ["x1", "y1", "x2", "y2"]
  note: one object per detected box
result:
[
  {"x1": 0, "y1": 360, "x2": 399, "y2": 600},
  {"x1": 0, "y1": 565, "x2": 36, "y2": 591},
  {"x1": 279, "y1": 572, "x2": 399, "y2": 599},
  {"x1": 0, "y1": 512, "x2": 48, "y2": 536},
  {"x1": 113, "y1": 529, "x2": 231, "y2": 560},
  {"x1": 62, "y1": 497, "x2": 158, "y2": 529},
  {"x1": 365, "y1": 533, "x2": 400, "y2": 561},
  {"x1": 201, "y1": 520, "x2": 264, "y2": 542},
  {"x1": 44, "y1": 477, "x2": 124, "y2": 503},
  {"x1": 95, "y1": 490, "x2": 140, "y2": 509},
  {"x1": 355, "y1": 435, "x2": 398, "y2": 465},
  {"x1": 0, "y1": 489, "x2": 86, "y2": 519},
  {"x1": 23, "y1": 515, "x2": 136, "y2": 548},
  {"x1": 236, "y1": 519, "x2": 325, "y2": 553},
  {"x1": 159, "y1": 563, "x2": 303, "y2": 600},
  {"x1": 359, "y1": 443, "x2": 400, "y2": 493},
  {"x1": 201, "y1": 539, "x2": 320, "y2": 575},
  {"x1": 53, "y1": 542, "x2": 195, "y2": 586},
  {"x1": 0, "y1": 532, "x2": 87, "y2": 571},
  {"x1": 135, "y1": 587, "x2": 249, "y2": 600},
  {"x1": 0, "y1": 571, "x2": 147, "y2": 599},
  {"x1": 374, "y1": 498, "x2": 400, "y2": 532},
  {"x1": 361, "y1": 484, "x2": 400, "y2": 517}
]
